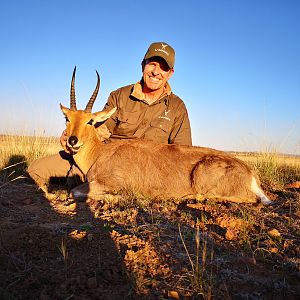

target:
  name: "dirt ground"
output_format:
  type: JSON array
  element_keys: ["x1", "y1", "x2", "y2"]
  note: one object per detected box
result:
[{"x1": 0, "y1": 179, "x2": 299, "y2": 299}]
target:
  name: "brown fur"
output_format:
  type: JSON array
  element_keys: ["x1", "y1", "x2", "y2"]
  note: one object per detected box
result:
[
  {"x1": 85, "y1": 139, "x2": 257, "y2": 202},
  {"x1": 60, "y1": 105, "x2": 263, "y2": 203}
]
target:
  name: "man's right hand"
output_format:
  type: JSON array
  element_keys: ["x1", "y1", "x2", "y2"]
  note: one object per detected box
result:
[{"x1": 60, "y1": 129, "x2": 71, "y2": 153}]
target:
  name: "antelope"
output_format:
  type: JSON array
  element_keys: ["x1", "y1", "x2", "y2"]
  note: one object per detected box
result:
[{"x1": 60, "y1": 67, "x2": 272, "y2": 205}]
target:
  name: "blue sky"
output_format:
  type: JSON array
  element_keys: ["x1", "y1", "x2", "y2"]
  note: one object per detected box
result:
[{"x1": 1, "y1": 0, "x2": 300, "y2": 154}]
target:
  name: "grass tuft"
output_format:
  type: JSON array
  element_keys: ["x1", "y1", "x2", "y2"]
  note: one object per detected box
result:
[
  {"x1": 178, "y1": 221, "x2": 214, "y2": 298},
  {"x1": 235, "y1": 151, "x2": 300, "y2": 188},
  {"x1": 0, "y1": 134, "x2": 60, "y2": 184}
]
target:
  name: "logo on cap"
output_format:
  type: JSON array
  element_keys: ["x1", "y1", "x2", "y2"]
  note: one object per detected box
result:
[
  {"x1": 155, "y1": 43, "x2": 169, "y2": 56},
  {"x1": 161, "y1": 43, "x2": 168, "y2": 50}
]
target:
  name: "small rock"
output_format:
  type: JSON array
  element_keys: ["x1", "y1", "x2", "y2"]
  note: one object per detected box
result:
[
  {"x1": 225, "y1": 228, "x2": 238, "y2": 240},
  {"x1": 67, "y1": 202, "x2": 77, "y2": 210},
  {"x1": 23, "y1": 198, "x2": 33, "y2": 205},
  {"x1": 270, "y1": 247, "x2": 279, "y2": 253},
  {"x1": 77, "y1": 275, "x2": 87, "y2": 289},
  {"x1": 86, "y1": 277, "x2": 98, "y2": 289},
  {"x1": 285, "y1": 181, "x2": 300, "y2": 189},
  {"x1": 167, "y1": 290, "x2": 180, "y2": 299},
  {"x1": 40, "y1": 292, "x2": 52, "y2": 300},
  {"x1": 218, "y1": 282, "x2": 228, "y2": 292},
  {"x1": 69, "y1": 230, "x2": 87, "y2": 240},
  {"x1": 237, "y1": 255, "x2": 257, "y2": 265},
  {"x1": 268, "y1": 228, "x2": 281, "y2": 239},
  {"x1": 1, "y1": 199, "x2": 11, "y2": 206}
]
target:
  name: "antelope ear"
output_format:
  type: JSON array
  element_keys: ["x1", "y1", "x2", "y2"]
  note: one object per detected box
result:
[
  {"x1": 94, "y1": 107, "x2": 117, "y2": 123},
  {"x1": 60, "y1": 103, "x2": 70, "y2": 115}
]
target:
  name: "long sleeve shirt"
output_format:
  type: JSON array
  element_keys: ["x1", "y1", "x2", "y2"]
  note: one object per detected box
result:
[{"x1": 103, "y1": 81, "x2": 192, "y2": 145}]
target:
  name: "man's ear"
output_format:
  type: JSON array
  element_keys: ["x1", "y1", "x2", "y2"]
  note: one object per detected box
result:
[
  {"x1": 141, "y1": 59, "x2": 146, "y2": 71},
  {"x1": 93, "y1": 107, "x2": 117, "y2": 123},
  {"x1": 167, "y1": 68, "x2": 174, "y2": 80}
]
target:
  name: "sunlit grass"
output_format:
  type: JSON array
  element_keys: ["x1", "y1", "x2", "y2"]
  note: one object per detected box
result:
[
  {"x1": 178, "y1": 221, "x2": 213, "y2": 298},
  {"x1": 234, "y1": 151, "x2": 300, "y2": 187},
  {"x1": 0, "y1": 134, "x2": 60, "y2": 183}
]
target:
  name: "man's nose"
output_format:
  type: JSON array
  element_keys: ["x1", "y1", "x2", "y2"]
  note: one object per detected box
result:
[{"x1": 152, "y1": 65, "x2": 160, "y2": 75}]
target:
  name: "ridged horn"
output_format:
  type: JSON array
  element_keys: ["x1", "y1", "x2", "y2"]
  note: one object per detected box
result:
[
  {"x1": 85, "y1": 70, "x2": 100, "y2": 113},
  {"x1": 70, "y1": 66, "x2": 77, "y2": 111}
]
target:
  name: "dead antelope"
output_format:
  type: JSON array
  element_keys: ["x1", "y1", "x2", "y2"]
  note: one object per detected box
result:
[{"x1": 60, "y1": 67, "x2": 272, "y2": 205}]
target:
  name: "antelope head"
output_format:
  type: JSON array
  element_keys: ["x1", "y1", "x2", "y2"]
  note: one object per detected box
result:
[{"x1": 60, "y1": 67, "x2": 116, "y2": 154}]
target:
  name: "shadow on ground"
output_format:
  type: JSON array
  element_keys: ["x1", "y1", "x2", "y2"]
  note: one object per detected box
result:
[
  {"x1": 0, "y1": 160, "x2": 137, "y2": 299},
  {"x1": 1, "y1": 154, "x2": 300, "y2": 299}
]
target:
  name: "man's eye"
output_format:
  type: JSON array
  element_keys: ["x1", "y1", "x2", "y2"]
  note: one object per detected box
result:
[
  {"x1": 160, "y1": 65, "x2": 170, "y2": 72},
  {"x1": 87, "y1": 119, "x2": 94, "y2": 125}
]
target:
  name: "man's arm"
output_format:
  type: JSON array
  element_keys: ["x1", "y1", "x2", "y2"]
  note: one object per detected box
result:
[
  {"x1": 102, "y1": 90, "x2": 119, "y2": 134},
  {"x1": 169, "y1": 102, "x2": 192, "y2": 146}
]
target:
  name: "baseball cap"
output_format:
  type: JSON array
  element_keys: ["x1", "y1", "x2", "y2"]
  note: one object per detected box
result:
[{"x1": 143, "y1": 42, "x2": 175, "y2": 69}]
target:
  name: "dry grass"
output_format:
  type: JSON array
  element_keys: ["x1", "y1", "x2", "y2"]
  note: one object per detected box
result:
[
  {"x1": 178, "y1": 222, "x2": 213, "y2": 299},
  {"x1": 0, "y1": 134, "x2": 60, "y2": 184},
  {"x1": 234, "y1": 151, "x2": 300, "y2": 187}
]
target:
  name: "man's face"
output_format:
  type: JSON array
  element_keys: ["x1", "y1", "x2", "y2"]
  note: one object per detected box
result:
[{"x1": 142, "y1": 57, "x2": 174, "y2": 92}]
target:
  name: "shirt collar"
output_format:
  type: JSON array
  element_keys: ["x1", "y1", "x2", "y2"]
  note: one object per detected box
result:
[{"x1": 131, "y1": 80, "x2": 172, "y2": 104}]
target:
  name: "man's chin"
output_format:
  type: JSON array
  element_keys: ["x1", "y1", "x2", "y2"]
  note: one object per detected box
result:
[{"x1": 146, "y1": 83, "x2": 163, "y2": 91}]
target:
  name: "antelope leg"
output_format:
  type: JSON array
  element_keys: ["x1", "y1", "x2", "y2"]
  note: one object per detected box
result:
[{"x1": 71, "y1": 181, "x2": 107, "y2": 201}]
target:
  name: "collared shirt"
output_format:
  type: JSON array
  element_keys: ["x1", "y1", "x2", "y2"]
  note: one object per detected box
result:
[{"x1": 103, "y1": 81, "x2": 192, "y2": 145}]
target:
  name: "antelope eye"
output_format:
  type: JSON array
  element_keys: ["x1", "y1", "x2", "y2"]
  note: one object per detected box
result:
[
  {"x1": 87, "y1": 119, "x2": 94, "y2": 125},
  {"x1": 65, "y1": 117, "x2": 70, "y2": 122}
]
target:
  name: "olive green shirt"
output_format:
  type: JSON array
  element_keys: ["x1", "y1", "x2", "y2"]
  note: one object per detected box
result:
[{"x1": 103, "y1": 81, "x2": 192, "y2": 145}]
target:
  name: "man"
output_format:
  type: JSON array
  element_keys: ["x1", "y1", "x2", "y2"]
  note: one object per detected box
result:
[
  {"x1": 28, "y1": 42, "x2": 192, "y2": 188},
  {"x1": 102, "y1": 42, "x2": 192, "y2": 145}
]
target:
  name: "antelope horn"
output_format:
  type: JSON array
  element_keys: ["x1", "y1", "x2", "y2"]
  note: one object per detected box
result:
[
  {"x1": 70, "y1": 66, "x2": 77, "y2": 111},
  {"x1": 85, "y1": 70, "x2": 100, "y2": 113}
]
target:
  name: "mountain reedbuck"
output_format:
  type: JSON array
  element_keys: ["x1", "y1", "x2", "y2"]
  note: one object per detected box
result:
[{"x1": 60, "y1": 68, "x2": 272, "y2": 205}]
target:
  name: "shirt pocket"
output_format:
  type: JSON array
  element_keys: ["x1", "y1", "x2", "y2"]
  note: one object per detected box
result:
[
  {"x1": 148, "y1": 118, "x2": 171, "y2": 143},
  {"x1": 116, "y1": 110, "x2": 140, "y2": 134},
  {"x1": 150, "y1": 118, "x2": 171, "y2": 133}
]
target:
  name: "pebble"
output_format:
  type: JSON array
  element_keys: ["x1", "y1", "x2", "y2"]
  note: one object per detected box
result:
[
  {"x1": 23, "y1": 198, "x2": 33, "y2": 205},
  {"x1": 237, "y1": 255, "x2": 257, "y2": 266},
  {"x1": 268, "y1": 228, "x2": 281, "y2": 238},
  {"x1": 167, "y1": 290, "x2": 180, "y2": 299},
  {"x1": 86, "y1": 277, "x2": 98, "y2": 289},
  {"x1": 284, "y1": 181, "x2": 300, "y2": 189},
  {"x1": 225, "y1": 228, "x2": 238, "y2": 240}
]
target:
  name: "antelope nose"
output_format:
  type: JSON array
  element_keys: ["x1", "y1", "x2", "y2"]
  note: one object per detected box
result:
[{"x1": 68, "y1": 136, "x2": 78, "y2": 146}]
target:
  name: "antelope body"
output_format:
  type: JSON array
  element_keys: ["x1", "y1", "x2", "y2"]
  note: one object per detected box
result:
[{"x1": 61, "y1": 68, "x2": 272, "y2": 205}]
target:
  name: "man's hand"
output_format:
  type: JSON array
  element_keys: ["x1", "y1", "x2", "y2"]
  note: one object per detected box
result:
[
  {"x1": 95, "y1": 124, "x2": 112, "y2": 140},
  {"x1": 60, "y1": 129, "x2": 71, "y2": 153}
]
